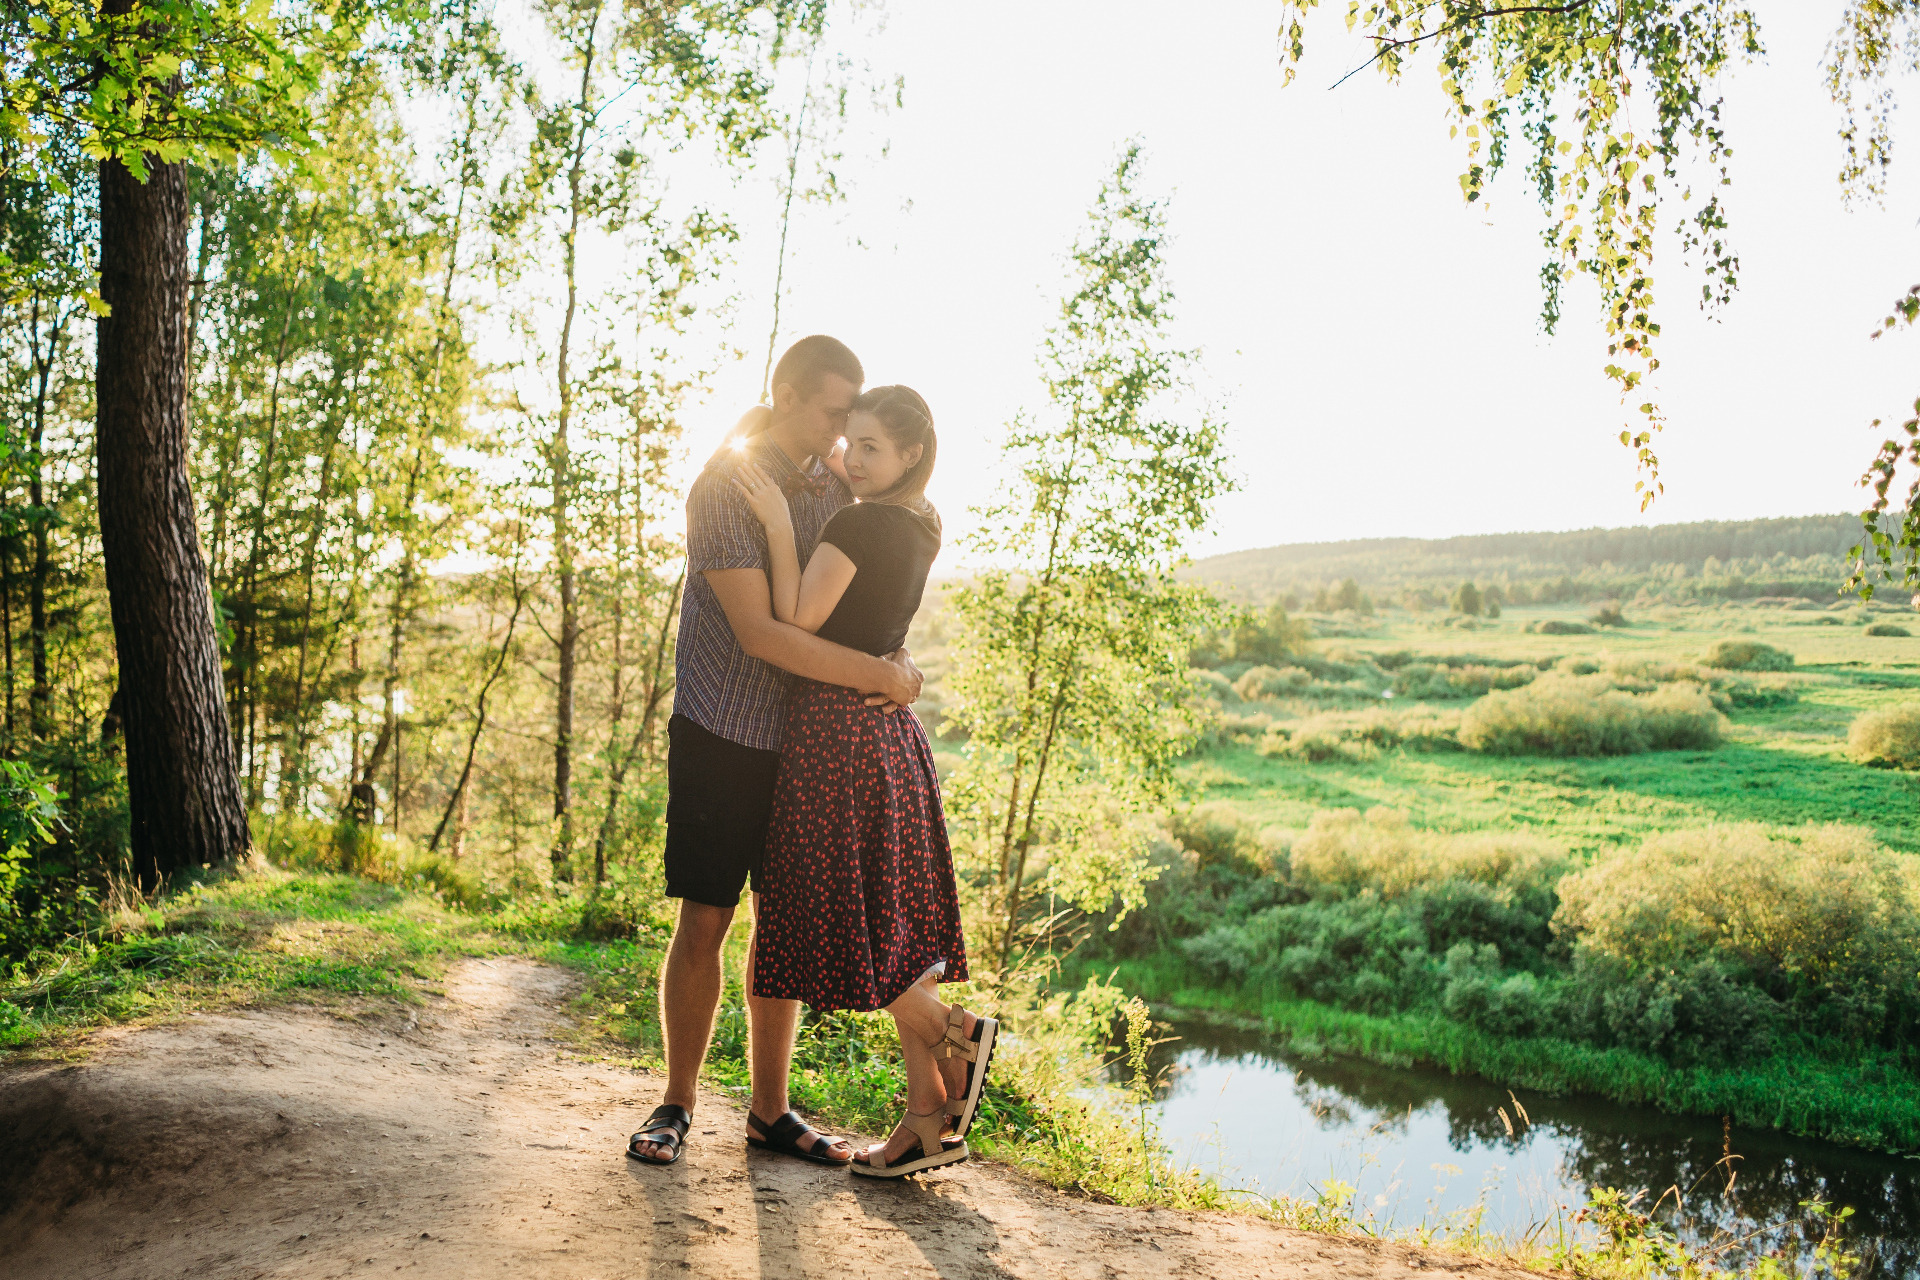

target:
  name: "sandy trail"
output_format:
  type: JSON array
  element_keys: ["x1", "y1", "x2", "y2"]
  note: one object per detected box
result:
[{"x1": 0, "y1": 958, "x2": 1534, "y2": 1279}]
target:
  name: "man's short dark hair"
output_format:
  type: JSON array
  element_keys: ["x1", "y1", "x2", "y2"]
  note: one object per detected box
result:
[{"x1": 771, "y1": 335, "x2": 863, "y2": 400}]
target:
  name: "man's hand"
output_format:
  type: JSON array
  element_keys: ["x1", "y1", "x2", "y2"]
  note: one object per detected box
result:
[{"x1": 863, "y1": 648, "x2": 924, "y2": 713}]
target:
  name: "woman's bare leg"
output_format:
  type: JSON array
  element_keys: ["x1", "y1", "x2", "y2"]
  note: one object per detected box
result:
[
  {"x1": 894, "y1": 972, "x2": 978, "y2": 1108},
  {"x1": 865, "y1": 982, "x2": 955, "y2": 1164}
]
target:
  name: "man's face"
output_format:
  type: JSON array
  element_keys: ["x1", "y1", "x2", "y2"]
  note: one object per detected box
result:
[{"x1": 778, "y1": 373, "x2": 859, "y2": 457}]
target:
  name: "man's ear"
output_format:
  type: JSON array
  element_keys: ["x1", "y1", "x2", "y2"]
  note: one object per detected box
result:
[{"x1": 771, "y1": 381, "x2": 799, "y2": 416}]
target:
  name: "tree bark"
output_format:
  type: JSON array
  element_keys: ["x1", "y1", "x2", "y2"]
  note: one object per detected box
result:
[{"x1": 96, "y1": 154, "x2": 251, "y2": 891}]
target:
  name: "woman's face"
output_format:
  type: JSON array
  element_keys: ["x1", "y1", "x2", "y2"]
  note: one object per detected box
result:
[{"x1": 840, "y1": 411, "x2": 921, "y2": 498}]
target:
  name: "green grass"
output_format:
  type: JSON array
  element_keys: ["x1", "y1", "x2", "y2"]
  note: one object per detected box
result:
[
  {"x1": 0, "y1": 874, "x2": 517, "y2": 1048},
  {"x1": 1180, "y1": 608, "x2": 1920, "y2": 854}
]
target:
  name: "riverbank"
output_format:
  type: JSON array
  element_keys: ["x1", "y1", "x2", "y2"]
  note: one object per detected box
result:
[{"x1": 1077, "y1": 953, "x2": 1920, "y2": 1153}]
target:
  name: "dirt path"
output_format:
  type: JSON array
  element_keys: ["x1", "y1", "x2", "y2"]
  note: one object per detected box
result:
[{"x1": 0, "y1": 958, "x2": 1536, "y2": 1279}]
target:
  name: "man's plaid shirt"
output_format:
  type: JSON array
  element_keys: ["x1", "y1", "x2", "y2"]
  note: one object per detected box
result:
[{"x1": 673, "y1": 436, "x2": 851, "y2": 751}]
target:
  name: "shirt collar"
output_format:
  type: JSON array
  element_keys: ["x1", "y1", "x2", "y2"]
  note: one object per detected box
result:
[{"x1": 750, "y1": 435, "x2": 822, "y2": 483}]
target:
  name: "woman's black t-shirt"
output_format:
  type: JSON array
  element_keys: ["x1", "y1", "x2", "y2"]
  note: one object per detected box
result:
[{"x1": 814, "y1": 502, "x2": 941, "y2": 656}]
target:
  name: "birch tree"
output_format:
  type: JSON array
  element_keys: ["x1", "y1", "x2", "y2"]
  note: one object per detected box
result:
[{"x1": 944, "y1": 146, "x2": 1234, "y2": 971}]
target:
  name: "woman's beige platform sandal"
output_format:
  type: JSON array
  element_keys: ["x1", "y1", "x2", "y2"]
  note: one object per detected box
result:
[
  {"x1": 933, "y1": 1005, "x2": 998, "y2": 1138},
  {"x1": 850, "y1": 1108, "x2": 970, "y2": 1179}
]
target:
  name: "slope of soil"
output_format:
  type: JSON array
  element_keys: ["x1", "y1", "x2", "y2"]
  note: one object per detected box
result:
[{"x1": 0, "y1": 957, "x2": 1536, "y2": 1279}]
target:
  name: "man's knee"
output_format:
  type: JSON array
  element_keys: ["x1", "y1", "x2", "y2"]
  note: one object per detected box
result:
[{"x1": 670, "y1": 899, "x2": 735, "y2": 956}]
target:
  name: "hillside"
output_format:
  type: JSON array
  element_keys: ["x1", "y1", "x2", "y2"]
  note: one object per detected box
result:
[{"x1": 1181, "y1": 513, "x2": 1897, "y2": 606}]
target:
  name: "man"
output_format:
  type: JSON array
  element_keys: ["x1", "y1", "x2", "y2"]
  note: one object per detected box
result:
[{"x1": 627, "y1": 335, "x2": 922, "y2": 1166}]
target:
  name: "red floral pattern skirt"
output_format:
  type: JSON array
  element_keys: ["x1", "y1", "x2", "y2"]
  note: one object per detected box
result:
[{"x1": 751, "y1": 682, "x2": 969, "y2": 1012}]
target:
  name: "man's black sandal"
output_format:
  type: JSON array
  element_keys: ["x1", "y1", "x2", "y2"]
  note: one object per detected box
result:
[
  {"x1": 627, "y1": 1104, "x2": 692, "y2": 1166},
  {"x1": 746, "y1": 1109, "x2": 853, "y2": 1166}
]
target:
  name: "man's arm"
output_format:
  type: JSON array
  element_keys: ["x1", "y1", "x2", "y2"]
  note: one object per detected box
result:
[{"x1": 706, "y1": 568, "x2": 921, "y2": 707}]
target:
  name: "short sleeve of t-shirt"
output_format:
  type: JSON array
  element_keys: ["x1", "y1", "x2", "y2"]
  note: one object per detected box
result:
[
  {"x1": 686, "y1": 464, "x2": 766, "y2": 574},
  {"x1": 818, "y1": 503, "x2": 885, "y2": 571}
]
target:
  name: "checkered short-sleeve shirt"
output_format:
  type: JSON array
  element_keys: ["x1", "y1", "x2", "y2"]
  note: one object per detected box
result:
[{"x1": 673, "y1": 437, "x2": 851, "y2": 751}]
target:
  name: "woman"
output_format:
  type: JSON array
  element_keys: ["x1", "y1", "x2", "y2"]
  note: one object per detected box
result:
[{"x1": 733, "y1": 385, "x2": 996, "y2": 1179}]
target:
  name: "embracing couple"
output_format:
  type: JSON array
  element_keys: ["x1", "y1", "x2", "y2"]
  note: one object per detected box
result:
[{"x1": 624, "y1": 336, "x2": 996, "y2": 1179}]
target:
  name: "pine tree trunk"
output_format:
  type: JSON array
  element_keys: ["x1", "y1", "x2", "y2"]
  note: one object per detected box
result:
[{"x1": 95, "y1": 154, "x2": 251, "y2": 891}]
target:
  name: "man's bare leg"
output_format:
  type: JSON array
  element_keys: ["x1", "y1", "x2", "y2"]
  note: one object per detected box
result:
[
  {"x1": 632, "y1": 898, "x2": 733, "y2": 1161},
  {"x1": 744, "y1": 893, "x2": 849, "y2": 1157}
]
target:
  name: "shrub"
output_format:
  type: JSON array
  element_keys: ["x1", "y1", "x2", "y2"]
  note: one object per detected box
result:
[
  {"x1": 1458, "y1": 675, "x2": 1723, "y2": 756},
  {"x1": 1605, "y1": 658, "x2": 1800, "y2": 710},
  {"x1": 1531, "y1": 618, "x2": 1594, "y2": 635},
  {"x1": 1255, "y1": 707, "x2": 1462, "y2": 760},
  {"x1": 1190, "y1": 669, "x2": 1237, "y2": 703},
  {"x1": 1847, "y1": 704, "x2": 1920, "y2": 769},
  {"x1": 1589, "y1": 600, "x2": 1626, "y2": 627},
  {"x1": 1554, "y1": 822, "x2": 1920, "y2": 1045},
  {"x1": 259, "y1": 814, "x2": 487, "y2": 910},
  {"x1": 1440, "y1": 943, "x2": 1556, "y2": 1038},
  {"x1": 1289, "y1": 807, "x2": 1566, "y2": 901},
  {"x1": 1558, "y1": 949, "x2": 1779, "y2": 1065},
  {"x1": 0, "y1": 762, "x2": 67, "y2": 960},
  {"x1": 1391, "y1": 661, "x2": 1537, "y2": 700},
  {"x1": 1703, "y1": 638, "x2": 1794, "y2": 671},
  {"x1": 1232, "y1": 664, "x2": 1311, "y2": 700},
  {"x1": 1865, "y1": 621, "x2": 1912, "y2": 637},
  {"x1": 1177, "y1": 810, "x2": 1569, "y2": 1015}
]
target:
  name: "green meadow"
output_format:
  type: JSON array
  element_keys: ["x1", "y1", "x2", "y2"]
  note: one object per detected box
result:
[
  {"x1": 1020, "y1": 598, "x2": 1920, "y2": 1152},
  {"x1": 1184, "y1": 608, "x2": 1920, "y2": 855}
]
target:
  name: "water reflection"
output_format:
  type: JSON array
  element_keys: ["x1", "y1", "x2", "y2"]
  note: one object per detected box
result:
[{"x1": 1134, "y1": 1019, "x2": 1920, "y2": 1277}]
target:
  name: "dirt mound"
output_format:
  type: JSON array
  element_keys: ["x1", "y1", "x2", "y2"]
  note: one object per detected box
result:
[{"x1": 0, "y1": 958, "x2": 1527, "y2": 1279}]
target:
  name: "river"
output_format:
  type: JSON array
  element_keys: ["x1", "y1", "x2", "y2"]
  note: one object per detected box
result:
[{"x1": 1133, "y1": 1018, "x2": 1920, "y2": 1276}]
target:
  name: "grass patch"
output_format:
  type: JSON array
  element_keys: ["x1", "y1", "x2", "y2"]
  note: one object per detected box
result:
[{"x1": 0, "y1": 872, "x2": 509, "y2": 1050}]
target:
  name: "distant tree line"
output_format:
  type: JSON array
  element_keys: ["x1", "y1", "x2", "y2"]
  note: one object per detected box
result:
[{"x1": 1186, "y1": 515, "x2": 1913, "y2": 609}]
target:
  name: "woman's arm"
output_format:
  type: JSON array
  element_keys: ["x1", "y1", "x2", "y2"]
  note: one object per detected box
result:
[{"x1": 730, "y1": 464, "x2": 862, "y2": 633}]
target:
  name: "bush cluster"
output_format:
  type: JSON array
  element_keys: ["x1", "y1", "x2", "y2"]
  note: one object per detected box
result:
[
  {"x1": 1528, "y1": 618, "x2": 1594, "y2": 635},
  {"x1": 1256, "y1": 707, "x2": 1462, "y2": 761},
  {"x1": 1178, "y1": 809, "x2": 1566, "y2": 1017},
  {"x1": 1703, "y1": 639, "x2": 1794, "y2": 671},
  {"x1": 1391, "y1": 661, "x2": 1538, "y2": 700},
  {"x1": 1095, "y1": 806, "x2": 1920, "y2": 1070},
  {"x1": 1602, "y1": 657, "x2": 1800, "y2": 710},
  {"x1": 1864, "y1": 621, "x2": 1912, "y2": 637},
  {"x1": 1458, "y1": 675, "x2": 1723, "y2": 756},
  {"x1": 1557, "y1": 823, "x2": 1920, "y2": 1048},
  {"x1": 1848, "y1": 704, "x2": 1920, "y2": 769}
]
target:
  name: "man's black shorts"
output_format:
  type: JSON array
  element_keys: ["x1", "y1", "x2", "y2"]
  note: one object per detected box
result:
[{"x1": 664, "y1": 713, "x2": 782, "y2": 908}]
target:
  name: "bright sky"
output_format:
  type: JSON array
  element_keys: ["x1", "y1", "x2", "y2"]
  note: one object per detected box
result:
[{"x1": 672, "y1": 0, "x2": 1920, "y2": 561}]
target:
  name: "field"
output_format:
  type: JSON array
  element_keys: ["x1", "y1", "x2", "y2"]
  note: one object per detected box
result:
[
  {"x1": 1182, "y1": 605, "x2": 1920, "y2": 855},
  {"x1": 911, "y1": 594, "x2": 1920, "y2": 1152}
]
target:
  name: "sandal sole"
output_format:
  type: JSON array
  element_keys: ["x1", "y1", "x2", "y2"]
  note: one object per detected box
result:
[{"x1": 849, "y1": 1140, "x2": 971, "y2": 1179}]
